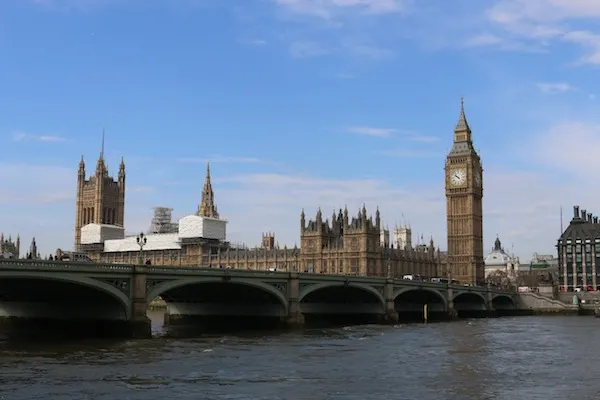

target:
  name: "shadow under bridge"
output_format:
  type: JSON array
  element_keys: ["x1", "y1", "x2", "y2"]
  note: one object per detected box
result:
[
  {"x1": 0, "y1": 274, "x2": 130, "y2": 338},
  {"x1": 453, "y1": 292, "x2": 488, "y2": 318},
  {"x1": 394, "y1": 287, "x2": 447, "y2": 322},
  {"x1": 147, "y1": 278, "x2": 289, "y2": 320},
  {"x1": 299, "y1": 282, "x2": 385, "y2": 325}
]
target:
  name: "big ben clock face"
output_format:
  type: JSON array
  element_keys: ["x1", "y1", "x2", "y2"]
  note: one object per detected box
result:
[{"x1": 450, "y1": 168, "x2": 467, "y2": 186}]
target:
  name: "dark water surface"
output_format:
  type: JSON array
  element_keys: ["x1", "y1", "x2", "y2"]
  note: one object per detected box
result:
[{"x1": 0, "y1": 313, "x2": 596, "y2": 400}]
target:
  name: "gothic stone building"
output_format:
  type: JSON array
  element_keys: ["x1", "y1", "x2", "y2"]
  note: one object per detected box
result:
[
  {"x1": 0, "y1": 233, "x2": 20, "y2": 258},
  {"x1": 79, "y1": 160, "x2": 443, "y2": 277},
  {"x1": 445, "y1": 99, "x2": 485, "y2": 285},
  {"x1": 74, "y1": 144, "x2": 126, "y2": 251},
  {"x1": 557, "y1": 205, "x2": 600, "y2": 291}
]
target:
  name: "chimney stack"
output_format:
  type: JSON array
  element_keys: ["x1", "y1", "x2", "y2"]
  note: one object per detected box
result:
[
  {"x1": 582, "y1": 209, "x2": 587, "y2": 221},
  {"x1": 574, "y1": 205, "x2": 580, "y2": 219},
  {"x1": 588, "y1": 213, "x2": 593, "y2": 222}
]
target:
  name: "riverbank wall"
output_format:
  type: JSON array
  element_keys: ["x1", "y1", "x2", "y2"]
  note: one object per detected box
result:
[{"x1": 516, "y1": 292, "x2": 579, "y2": 315}]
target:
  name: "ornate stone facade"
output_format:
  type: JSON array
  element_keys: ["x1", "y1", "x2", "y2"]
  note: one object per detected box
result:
[
  {"x1": 83, "y1": 164, "x2": 443, "y2": 278},
  {"x1": 445, "y1": 99, "x2": 485, "y2": 285},
  {"x1": 74, "y1": 135, "x2": 126, "y2": 251},
  {"x1": 300, "y1": 206, "x2": 442, "y2": 277},
  {"x1": 0, "y1": 233, "x2": 20, "y2": 258}
]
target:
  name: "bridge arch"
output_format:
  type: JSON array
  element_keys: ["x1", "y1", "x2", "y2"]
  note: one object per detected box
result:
[
  {"x1": 453, "y1": 291, "x2": 487, "y2": 304},
  {"x1": 393, "y1": 287, "x2": 448, "y2": 308},
  {"x1": 299, "y1": 282, "x2": 386, "y2": 309},
  {"x1": 147, "y1": 277, "x2": 289, "y2": 314},
  {"x1": 0, "y1": 271, "x2": 131, "y2": 319},
  {"x1": 492, "y1": 294, "x2": 515, "y2": 309}
]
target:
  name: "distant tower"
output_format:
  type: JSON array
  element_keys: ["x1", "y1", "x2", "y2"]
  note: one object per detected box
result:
[
  {"x1": 393, "y1": 224, "x2": 412, "y2": 250},
  {"x1": 380, "y1": 226, "x2": 390, "y2": 248},
  {"x1": 0, "y1": 233, "x2": 20, "y2": 258},
  {"x1": 28, "y1": 237, "x2": 38, "y2": 259},
  {"x1": 74, "y1": 131, "x2": 126, "y2": 250},
  {"x1": 197, "y1": 163, "x2": 220, "y2": 218},
  {"x1": 261, "y1": 232, "x2": 276, "y2": 250}
]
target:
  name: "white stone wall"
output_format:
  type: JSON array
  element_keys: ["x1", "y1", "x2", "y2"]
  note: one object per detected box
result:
[{"x1": 81, "y1": 224, "x2": 125, "y2": 244}]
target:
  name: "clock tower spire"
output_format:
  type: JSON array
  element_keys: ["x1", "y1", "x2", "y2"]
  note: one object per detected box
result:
[{"x1": 445, "y1": 98, "x2": 484, "y2": 285}]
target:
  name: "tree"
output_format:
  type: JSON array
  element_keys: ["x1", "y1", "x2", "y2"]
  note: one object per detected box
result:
[{"x1": 485, "y1": 270, "x2": 514, "y2": 290}]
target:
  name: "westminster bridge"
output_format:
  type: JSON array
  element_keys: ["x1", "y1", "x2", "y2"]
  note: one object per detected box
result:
[{"x1": 0, "y1": 259, "x2": 518, "y2": 338}]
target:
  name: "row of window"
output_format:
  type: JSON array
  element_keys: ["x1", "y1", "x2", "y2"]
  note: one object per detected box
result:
[{"x1": 562, "y1": 244, "x2": 600, "y2": 254}]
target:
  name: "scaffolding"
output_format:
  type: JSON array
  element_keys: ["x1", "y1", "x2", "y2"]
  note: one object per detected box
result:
[{"x1": 148, "y1": 207, "x2": 178, "y2": 234}]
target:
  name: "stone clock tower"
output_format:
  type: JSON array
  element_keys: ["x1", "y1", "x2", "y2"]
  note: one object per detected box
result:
[{"x1": 445, "y1": 99, "x2": 484, "y2": 285}]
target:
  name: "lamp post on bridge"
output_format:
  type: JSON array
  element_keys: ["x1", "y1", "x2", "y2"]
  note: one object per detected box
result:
[
  {"x1": 136, "y1": 232, "x2": 147, "y2": 265},
  {"x1": 386, "y1": 254, "x2": 392, "y2": 279}
]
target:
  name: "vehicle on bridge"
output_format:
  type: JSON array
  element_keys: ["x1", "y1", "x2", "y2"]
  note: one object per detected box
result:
[
  {"x1": 430, "y1": 277, "x2": 460, "y2": 285},
  {"x1": 403, "y1": 274, "x2": 423, "y2": 281}
]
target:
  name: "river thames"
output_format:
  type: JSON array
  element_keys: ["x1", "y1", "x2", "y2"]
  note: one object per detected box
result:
[{"x1": 0, "y1": 313, "x2": 595, "y2": 399}]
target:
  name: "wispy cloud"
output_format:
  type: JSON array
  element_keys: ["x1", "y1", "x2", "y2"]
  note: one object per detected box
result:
[
  {"x1": 238, "y1": 38, "x2": 268, "y2": 46},
  {"x1": 481, "y1": 0, "x2": 600, "y2": 64},
  {"x1": 289, "y1": 41, "x2": 329, "y2": 58},
  {"x1": 536, "y1": 82, "x2": 575, "y2": 94},
  {"x1": 176, "y1": 156, "x2": 264, "y2": 164},
  {"x1": 346, "y1": 126, "x2": 438, "y2": 142},
  {"x1": 344, "y1": 43, "x2": 394, "y2": 59},
  {"x1": 347, "y1": 126, "x2": 395, "y2": 138},
  {"x1": 12, "y1": 132, "x2": 67, "y2": 143},
  {"x1": 274, "y1": 0, "x2": 407, "y2": 19},
  {"x1": 399, "y1": 130, "x2": 438, "y2": 143}
]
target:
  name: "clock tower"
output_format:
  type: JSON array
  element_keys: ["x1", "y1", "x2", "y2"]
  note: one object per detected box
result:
[{"x1": 445, "y1": 99, "x2": 484, "y2": 285}]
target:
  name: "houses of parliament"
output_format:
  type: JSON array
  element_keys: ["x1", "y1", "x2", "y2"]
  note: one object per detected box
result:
[{"x1": 75, "y1": 100, "x2": 485, "y2": 284}]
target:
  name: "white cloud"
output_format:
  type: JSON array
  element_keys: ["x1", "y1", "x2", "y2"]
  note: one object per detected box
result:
[
  {"x1": 532, "y1": 122, "x2": 600, "y2": 173},
  {"x1": 274, "y1": 0, "x2": 406, "y2": 19},
  {"x1": 536, "y1": 82, "x2": 575, "y2": 94},
  {"x1": 347, "y1": 126, "x2": 394, "y2": 137},
  {"x1": 483, "y1": 0, "x2": 600, "y2": 64},
  {"x1": 12, "y1": 132, "x2": 67, "y2": 142}
]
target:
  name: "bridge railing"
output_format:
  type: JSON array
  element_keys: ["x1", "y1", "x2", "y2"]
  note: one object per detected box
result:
[{"x1": 0, "y1": 258, "x2": 134, "y2": 272}]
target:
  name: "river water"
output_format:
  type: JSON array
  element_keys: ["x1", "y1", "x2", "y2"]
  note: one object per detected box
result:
[{"x1": 0, "y1": 313, "x2": 595, "y2": 400}]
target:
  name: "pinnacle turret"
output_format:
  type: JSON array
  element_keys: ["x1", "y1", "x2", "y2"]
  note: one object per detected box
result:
[
  {"x1": 197, "y1": 162, "x2": 219, "y2": 218},
  {"x1": 454, "y1": 97, "x2": 471, "y2": 134}
]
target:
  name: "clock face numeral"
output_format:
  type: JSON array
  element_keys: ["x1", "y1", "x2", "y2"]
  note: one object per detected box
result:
[{"x1": 450, "y1": 168, "x2": 467, "y2": 186}]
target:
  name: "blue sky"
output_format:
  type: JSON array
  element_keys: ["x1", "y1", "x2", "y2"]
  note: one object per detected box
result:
[{"x1": 1, "y1": 0, "x2": 600, "y2": 261}]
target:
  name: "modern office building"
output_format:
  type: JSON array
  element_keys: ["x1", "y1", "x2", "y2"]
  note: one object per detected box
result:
[{"x1": 557, "y1": 205, "x2": 600, "y2": 291}]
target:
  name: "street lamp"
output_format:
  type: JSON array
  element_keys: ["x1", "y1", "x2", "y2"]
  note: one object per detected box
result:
[
  {"x1": 136, "y1": 232, "x2": 147, "y2": 265},
  {"x1": 386, "y1": 255, "x2": 392, "y2": 279}
]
